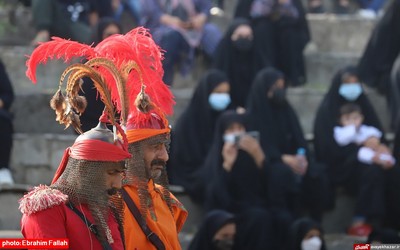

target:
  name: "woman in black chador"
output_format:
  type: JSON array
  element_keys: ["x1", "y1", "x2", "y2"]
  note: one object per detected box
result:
[
  {"x1": 203, "y1": 110, "x2": 285, "y2": 248},
  {"x1": 286, "y1": 217, "x2": 327, "y2": 250},
  {"x1": 168, "y1": 69, "x2": 231, "y2": 202},
  {"x1": 357, "y1": 0, "x2": 400, "y2": 129},
  {"x1": 188, "y1": 209, "x2": 274, "y2": 250},
  {"x1": 213, "y1": 18, "x2": 264, "y2": 108},
  {"x1": 313, "y1": 66, "x2": 396, "y2": 236},
  {"x1": 234, "y1": 0, "x2": 310, "y2": 86},
  {"x1": 246, "y1": 67, "x2": 317, "y2": 213}
]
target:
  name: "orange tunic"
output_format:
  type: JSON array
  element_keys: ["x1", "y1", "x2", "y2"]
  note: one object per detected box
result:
[{"x1": 123, "y1": 180, "x2": 188, "y2": 250}]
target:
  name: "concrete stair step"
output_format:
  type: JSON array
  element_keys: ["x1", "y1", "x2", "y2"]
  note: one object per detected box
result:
[{"x1": 307, "y1": 14, "x2": 376, "y2": 54}]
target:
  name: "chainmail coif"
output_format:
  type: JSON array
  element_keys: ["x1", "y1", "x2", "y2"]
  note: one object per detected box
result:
[
  {"x1": 51, "y1": 157, "x2": 125, "y2": 246},
  {"x1": 124, "y1": 133, "x2": 174, "y2": 221}
]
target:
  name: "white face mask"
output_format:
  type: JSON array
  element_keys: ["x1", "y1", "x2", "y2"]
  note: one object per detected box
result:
[
  {"x1": 209, "y1": 93, "x2": 231, "y2": 111},
  {"x1": 338, "y1": 83, "x2": 362, "y2": 101},
  {"x1": 301, "y1": 236, "x2": 322, "y2": 250}
]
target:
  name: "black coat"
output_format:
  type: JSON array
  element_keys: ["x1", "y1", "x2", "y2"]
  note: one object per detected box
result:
[
  {"x1": 313, "y1": 66, "x2": 384, "y2": 184},
  {"x1": 168, "y1": 69, "x2": 229, "y2": 200},
  {"x1": 213, "y1": 18, "x2": 264, "y2": 108},
  {"x1": 234, "y1": 0, "x2": 310, "y2": 86},
  {"x1": 357, "y1": 0, "x2": 400, "y2": 129},
  {"x1": 0, "y1": 59, "x2": 14, "y2": 121}
]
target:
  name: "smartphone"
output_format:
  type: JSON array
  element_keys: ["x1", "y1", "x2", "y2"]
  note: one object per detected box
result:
[{"x1": 234, "y1": 131, "x2": 260, "y2": 144}]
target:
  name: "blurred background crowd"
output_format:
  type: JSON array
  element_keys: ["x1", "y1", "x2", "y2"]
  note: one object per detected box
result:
[{"x1": 1, "y1": 0, "x2": 400, "y2": 249}]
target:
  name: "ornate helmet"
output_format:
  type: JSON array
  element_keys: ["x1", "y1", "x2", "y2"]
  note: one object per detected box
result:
[
  {"x1": 83, "y1": 27, "x2": 176, "y2": 220},
  {"x1": 25, "y1": 33, "x2": 136, "y2": 245},
  {"x1": 27, "y1": 27, "x2": 176, "y2": 221}
]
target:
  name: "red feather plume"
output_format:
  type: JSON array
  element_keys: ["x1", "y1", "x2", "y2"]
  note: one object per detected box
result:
[
  {"x1": 26, "y1": 37, "x2": 96, "y2": 83},
  {"x1": 94, "y1": 27, "x2": 175, "y2": 122}
]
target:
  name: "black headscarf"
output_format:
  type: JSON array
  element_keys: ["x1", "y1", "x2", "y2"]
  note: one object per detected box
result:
[
  {"x1": 0, "y1": 59, "x2": 14, "y2": 120},
  {"x1": 358, "y1": 0, "x2": 400, "y2": 129},
  {"x1": 213, "y1": 18, "x2": 263, "y2": 108},
  {"x1": 246, "y1": 67, "x2": 307, "y2": 162},
  {"x1": 357, "y1": 0, "x2": 400, "y2": 92},
  {"x1": 189, "y1": 208, "x2": 275, "y2": 250},
  {"x1": 286, "y1": 217, "x2": 326, "y2": 250},
  {"x1": 168, "y1": 69, "x2": 230, "y2": 193},
  {"x1": 234, "y1": 0, "x2": 310, "y2": 86},
  {"x1": 203, "y1": 110, "x2": 270, "y2": 212},
  {"x1": 390, "y1": 55, "x2": 400, "y2": 130},
  {"x1": 313, "y1": 66, "x2": 384, "y2": 183},
  {"x1": 188, "y1": 210, "x2": 235, "y2": 250}
]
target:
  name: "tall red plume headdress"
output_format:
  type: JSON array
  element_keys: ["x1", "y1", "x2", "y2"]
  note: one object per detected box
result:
[
  {"x1": 94, "y1": 27, "x2": 175, "y2": 143},
  {"x1": 26, "y1": 27, "x2": 175, "y2": 144}
]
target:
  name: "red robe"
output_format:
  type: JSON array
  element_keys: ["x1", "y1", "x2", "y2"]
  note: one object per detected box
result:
[
  {"x1": 19, "y1": 185, "x2": 124, "y2": 250},
  {"x1": 123, "y1": 180, "x2": 188, "y2": 250}
]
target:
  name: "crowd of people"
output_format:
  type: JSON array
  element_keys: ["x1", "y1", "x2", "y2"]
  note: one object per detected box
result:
[{"x1": 0, "y1": 0, "x2": 399, "y2": 249}]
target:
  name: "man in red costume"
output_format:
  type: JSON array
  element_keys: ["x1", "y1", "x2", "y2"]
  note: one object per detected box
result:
[{"x1": 19, "y1": 40, "x2": 131, "y2": 250}]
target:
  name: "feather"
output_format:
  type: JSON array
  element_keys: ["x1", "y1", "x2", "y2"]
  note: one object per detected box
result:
[
  {"x1": 71, "y1": 96, "x2": 87, "y2": 114},
  {"x1": 94, "y1": 27, "x2": 175, "y2": 119},
  {"x1": 134, "y1": 87, "x2": 154, "y2": 113},
  {"x1": 26, "y1": 37, "x2": 96, "y2": 83},
  {"x1": 49, "y1": 89, "x2": 65, "y2": 111}
]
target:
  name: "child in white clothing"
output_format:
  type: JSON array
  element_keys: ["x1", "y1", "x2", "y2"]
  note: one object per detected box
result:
[{"x1": 334, "y1": 103, "x2": 395, "y2": 167}]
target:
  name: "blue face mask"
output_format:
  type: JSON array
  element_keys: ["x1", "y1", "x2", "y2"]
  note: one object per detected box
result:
[
  {"x1": 338, "y1": 83, "x2": 362, "y2": 101},
  {"x1": 209, "y1": 93, "x2": 231, "y2": 111}
]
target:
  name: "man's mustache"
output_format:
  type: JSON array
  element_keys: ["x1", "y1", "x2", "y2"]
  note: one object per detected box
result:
[
  {"x1": 151, "y1": 159, "x2": 166, "y2": 168},
  {"x1": 107, "y1": 188, "x2": 119, "y2": 196}
]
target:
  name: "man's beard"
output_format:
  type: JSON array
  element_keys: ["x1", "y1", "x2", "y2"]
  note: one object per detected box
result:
[{"x1": 149, "y1": 159, "x2": 166, "y2": 179}]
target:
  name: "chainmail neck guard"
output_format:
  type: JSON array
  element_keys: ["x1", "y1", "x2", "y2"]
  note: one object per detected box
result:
[
  {"x1": 124, "y1": 133, "x2": 173, "y2": 221},
  {"x1": 51, "y1": 157, "x2": 125, "y2": 246}
]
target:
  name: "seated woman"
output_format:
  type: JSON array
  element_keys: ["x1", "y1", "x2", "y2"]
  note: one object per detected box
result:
[
  {"x1": 213, "y1": 18, "x2": 264, "y2": 109},
  {"x1": 245, "y1": 67, "x2": 327, "y2": 222},
  {"x1": 203, "y1": 109, "x2": 292, "y2": 248},
  {"x1": 168, "y1": 69, "x2": 231, "y2": 202},
  {"x1": 313, "y1": 66, "x2": 394, "y2": 236},
  {"x1": 188, "y1": 209, "x2": 274, "y2": 250},
  {"x1": 286, "y1": 217, "x2": 327, "y2": 250},
  {"x1": 234, "y1": 0, "x2": 310, "y2": 86}
]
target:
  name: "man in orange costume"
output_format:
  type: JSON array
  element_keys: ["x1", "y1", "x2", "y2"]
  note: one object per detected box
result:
[
  {"x1": 122, "y1": 103, "x2": 188, "y2": 249},
  {"x1": 95, "y1": 27, "x2": 188, "y2": 249}
]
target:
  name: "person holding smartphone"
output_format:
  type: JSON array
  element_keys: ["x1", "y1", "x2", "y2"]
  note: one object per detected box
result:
[{"x1": 202, "y1": 109, "x2": 288, "y2": 248}]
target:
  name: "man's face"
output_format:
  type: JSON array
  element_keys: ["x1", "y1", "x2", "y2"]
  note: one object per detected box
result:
[
  {"x1": 143, "y1": 141, "x2": 169, "y2": 180},
  {"x1": 105, "y1": 162, "x2": 125, "y2": 196}
]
